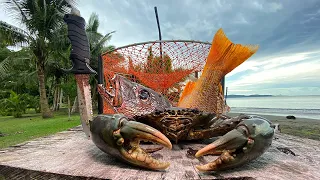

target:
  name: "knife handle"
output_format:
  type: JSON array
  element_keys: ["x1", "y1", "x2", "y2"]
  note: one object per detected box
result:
[{"x1": 63, "y1": 13, "x2": 96, "y2": 74}]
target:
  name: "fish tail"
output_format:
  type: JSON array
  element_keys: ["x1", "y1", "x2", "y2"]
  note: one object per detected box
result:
[
  {"x1": 203, "y1": 28, "x2": 259, "y2": 77},
  {"x1": 178, "y1": 81, "x2": 196, "y2": 106},
  {"x1": 217, "y1": 83, "x2": 225, "y2": 114},
  {"x1": 178, "y1": 28, "x2": 258, "y2": 113}
]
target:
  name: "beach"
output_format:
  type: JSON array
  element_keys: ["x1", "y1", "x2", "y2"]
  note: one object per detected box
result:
[
  {"x1": 225, "y1": 95, "x2": 320, "y2": 141},
  {"x1": 228, "y1": 112, "x2": 320, "y2": 141},
  {"x1": 226, "y1": 96, "x2": 320, "y2": 120}
]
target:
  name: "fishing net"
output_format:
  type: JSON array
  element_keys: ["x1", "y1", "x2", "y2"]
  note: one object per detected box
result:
[{"x1": 101, "y1": 40, "x2": 212, "y2": 114}]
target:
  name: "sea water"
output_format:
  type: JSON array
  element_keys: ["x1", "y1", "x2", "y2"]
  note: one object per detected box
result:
[{"x1": 227, "y1": 96, "x2": 320, "y2": 120}]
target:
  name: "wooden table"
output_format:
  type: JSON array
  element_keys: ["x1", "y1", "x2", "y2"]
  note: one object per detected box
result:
[{"x1": 1, "y1": 126, "x2": 320, "y2": 180}]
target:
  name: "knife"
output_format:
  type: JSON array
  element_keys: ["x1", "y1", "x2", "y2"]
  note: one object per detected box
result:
[{"x1": 63, "y1": 8, "x2": 96, "y2": 139}]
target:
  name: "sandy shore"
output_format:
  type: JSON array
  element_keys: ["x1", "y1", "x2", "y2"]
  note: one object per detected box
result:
[{"x1": 227, "y1": 112, "x2": 320, "y2": 141}]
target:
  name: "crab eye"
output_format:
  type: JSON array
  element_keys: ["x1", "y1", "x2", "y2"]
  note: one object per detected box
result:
[{"x1": 139, "y1": 89, "x2": 150, "y2": 100}]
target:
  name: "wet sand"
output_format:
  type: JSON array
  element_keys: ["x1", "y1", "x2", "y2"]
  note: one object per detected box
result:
[{"x1": 228, "y1": 112, "x2": 320, "y2": 141}]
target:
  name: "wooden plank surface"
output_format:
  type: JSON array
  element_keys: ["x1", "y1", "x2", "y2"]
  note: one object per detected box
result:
[{"x1": 0, "y1": 126, "x2": 320, "y2": 180}]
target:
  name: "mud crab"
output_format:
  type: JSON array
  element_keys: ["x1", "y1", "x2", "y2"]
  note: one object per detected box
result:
[
  {"x1": 63, "y1": 9, "x2": 274, "y2": 173},
  {"x1": 92, "y1": 74, "x2": 275, "y2": 171}
]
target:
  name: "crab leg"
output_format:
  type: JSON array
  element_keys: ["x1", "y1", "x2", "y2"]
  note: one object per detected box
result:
[
  {"x1": 195, "y1": 117, "x2": 274, "y2": 171},
  {"x1": 90, "y1": 114, "x2": 172, "y2": 170},
  {"x1": 187, "y1": 114, "x2": 251, "y2": 140}
]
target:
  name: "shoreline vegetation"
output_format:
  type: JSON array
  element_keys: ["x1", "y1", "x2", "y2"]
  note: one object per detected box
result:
[
  {"x1": 1, "y1": 110, "x2": 319, "y2": 149},
  {"x1": 228, "y1": 112, "x2": 320, "y2": 141},
  {"x1": 227, "y1": 94, "x2": 273, "y2": 98},
  {"x1": 226, "y1": 94, "x2": 320, "y2": 98}
]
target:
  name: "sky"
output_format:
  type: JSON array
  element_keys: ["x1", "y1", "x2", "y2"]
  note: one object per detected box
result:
[{"x1": 1, "y1": 0, "x2": 320, "y2": 96}]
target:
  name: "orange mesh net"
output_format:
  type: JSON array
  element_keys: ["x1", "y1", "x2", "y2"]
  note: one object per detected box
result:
[
  {"x1": 101, "y1": 28, "x2": 259, "y2": 114},
  {"x1": 102, "y1": 40, "x2": 211, "y2": 113},
  {"x1": 178, "y1": 29, "x2": 259, "y2": 113}
]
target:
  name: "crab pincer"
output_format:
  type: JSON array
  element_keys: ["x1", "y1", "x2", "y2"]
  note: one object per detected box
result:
[
  {"x1": 195, "y1": 117, "x2": 274, "y2": 171},
  {"x1": 90, "y1": 114, "x2": 172, "y2": 170}
]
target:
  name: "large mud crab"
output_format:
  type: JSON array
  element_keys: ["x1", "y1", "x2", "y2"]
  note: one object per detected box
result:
[
  {"x1": 63, "y1": 9, "x2": 274, "y2": 173},
  {"x1": 92, "y1": 74, "x2": 275, "y2": 171}
]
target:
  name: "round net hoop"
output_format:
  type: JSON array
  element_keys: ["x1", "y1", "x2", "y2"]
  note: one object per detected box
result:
[{"x1": 101, "y1": 40, "x2": 212, "y2": 113}]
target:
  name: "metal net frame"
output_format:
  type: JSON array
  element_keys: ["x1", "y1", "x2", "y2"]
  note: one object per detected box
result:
[{"x1": 100, "y1": 40, "x2": 212, "y2": 114}]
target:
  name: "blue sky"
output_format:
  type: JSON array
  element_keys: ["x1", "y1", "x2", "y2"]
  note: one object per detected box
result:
[{"x1": 1, "y1": 0, "x2": 320, "y2": 96}]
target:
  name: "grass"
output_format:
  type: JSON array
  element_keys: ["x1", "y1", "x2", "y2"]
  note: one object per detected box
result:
[
  {"x1": 271, "y1": 119, "x2": 320, "y2": 140},
  {"x1": 0, "y1": 109, "x2": 81, "y2": 149}
]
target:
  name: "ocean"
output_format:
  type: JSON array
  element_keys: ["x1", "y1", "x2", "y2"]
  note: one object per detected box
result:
[{"x1": 227, "y1": 96, "x2": 320, "y2": 120}]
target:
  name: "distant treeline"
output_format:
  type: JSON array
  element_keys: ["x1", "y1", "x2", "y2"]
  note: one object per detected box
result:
[{"x1": 227, "y1": 95, "x2": 273, "y2": 98}]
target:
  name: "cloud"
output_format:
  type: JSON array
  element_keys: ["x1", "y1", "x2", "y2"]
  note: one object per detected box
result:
[
  {"x1": 226, "y1": 50, "x2": 320, "y2": 95},
  {"x1": 1, "y1": 0, "x2": 320, "y2": 95},
  {"x1": 233, "y1": 13, "x2": 249, "y2": 24}
]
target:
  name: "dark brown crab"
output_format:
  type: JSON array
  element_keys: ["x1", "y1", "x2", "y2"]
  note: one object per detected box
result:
[
  {"x1": 133, "y1": 107, "x2": 241, "y2": 143},
  {"x1": 92, "y1": 74, "x2": 274, "y2": 171}
]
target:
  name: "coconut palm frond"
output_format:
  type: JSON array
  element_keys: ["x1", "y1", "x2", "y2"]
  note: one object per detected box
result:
[
  {"x1": 0, "y1": 21, "x2": 28, "y2": 46},
  {"x1": 0, "y1": 57, "x2": 10, "y2": 79}
]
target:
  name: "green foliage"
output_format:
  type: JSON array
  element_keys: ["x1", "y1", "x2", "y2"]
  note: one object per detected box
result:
[
  {"x1": 0, "y1": 0, "x2": 77, "y2": 118},
  {"x1": 61, "y1": 76, "x2": 77, "y2": 100},
  {"x1": 0, "y1": 91, "x2": 30, "y2": 117},
  {"x1": 0, "y1": 4, "x2": 116, "y2": 117},
  {"x1": 0, "y1": 21, "x2": 28, "y2": 47},
  {"x1": 1, "y1": 48, "x2": 38, "y2": 95},
  {"x1": 85, "y1": 13, "x2": 115, "y2": 71},
  {"x1": 145, "y1": 46, "x2": 173, "y2": 73},
  {"x1": 26, "y1": 95, "x2": 40, "y2": 113}
]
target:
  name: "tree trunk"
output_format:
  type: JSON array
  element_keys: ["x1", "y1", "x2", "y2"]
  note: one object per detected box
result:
[
  {"x1": 56, "y1": 86, "x2": 60, "y2": 111},
  {"x1": 71, "y1": 96, "x2": 79, "y2": 114},
  {"x1": 55, "y1": 79, "x2": 62, "y2": 111},
  {"x1": 91, "y1": 80, "x2": 98, "y2": 110},
  {"x1": 68, "y1": 95, "x2": 71, "y2": 120},
  {"x1": 37, "y1": 63, "x2": 53, "y2": 118},
  {"x1": 52, "y1": 86, "x2": 58, "y2": 111},
  {"x1": 59, "y1": 89, "x2": 63, "y2": 111}
]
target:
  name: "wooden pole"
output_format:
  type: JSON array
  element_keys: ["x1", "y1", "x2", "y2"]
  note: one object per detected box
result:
[
  {"x1": 154, "y1": 7, "x2": 163, "y2": 60},
  {"x1": 221, "y1": 76, "x2": 225, "y2": 96},
  {"x1": 225, "y1": 87, "x2": 228, "y2": 104},
  {"x1": 97, "y1": 55, "x2": 104, "y2": 114}
]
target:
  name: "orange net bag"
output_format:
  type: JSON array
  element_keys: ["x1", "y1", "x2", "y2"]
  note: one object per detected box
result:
[
  {"x1": 101, "y1": 40, "x2": 212, "y2": 113},
  {"x1": 101, "y1": 29, "x2": 259, "y2": 114}
]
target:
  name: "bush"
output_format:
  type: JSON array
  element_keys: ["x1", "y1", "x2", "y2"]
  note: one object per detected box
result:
[{"x1": 0, "y1": 91, "x2": 30, "y2": 118}]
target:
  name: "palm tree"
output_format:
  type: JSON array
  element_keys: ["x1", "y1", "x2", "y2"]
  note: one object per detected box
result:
[
  {"x1": 0, "y1": 0, "x2": 75, "y2": 118},
  {"x1": 0, "y1": 46, "x2": 11, "y2": 79},
  {"x1": 86, "y1": 13, "x2": 115, "y2": 71},
  {"x1": 85, "y1": 13, "x2": 115, "y2": 109}
]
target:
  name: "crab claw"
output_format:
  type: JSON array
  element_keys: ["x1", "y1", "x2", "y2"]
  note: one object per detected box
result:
[
  {"x1": 195, "y1": 117, "x2": 274, "y2": 171},
  {"x1": 90, "y1": 114, "x2": 172, "y2": 170}
]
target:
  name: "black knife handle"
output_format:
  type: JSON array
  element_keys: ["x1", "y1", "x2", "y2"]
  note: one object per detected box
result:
[{"x1": 63, "y1": 13, "x2": 96, "y2": 74}]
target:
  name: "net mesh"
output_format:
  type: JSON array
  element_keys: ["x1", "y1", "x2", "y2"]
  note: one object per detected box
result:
[
  {"x1": 178, "y1": 29, "x2": 259, "y2": 114},
  {"x1": 101, "y1": 40, "x2": 212, "y2": 114}
]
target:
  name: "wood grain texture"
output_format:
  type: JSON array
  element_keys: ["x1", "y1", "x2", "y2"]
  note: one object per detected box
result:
[{"x1": 0, "y1": 126, "x2": 319, "y2": 180}]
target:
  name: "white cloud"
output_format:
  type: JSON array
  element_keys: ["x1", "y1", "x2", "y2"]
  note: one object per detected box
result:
[
  {"x1": 226, "y1": 53, "x2": 320, "y2": 96},
  {"x1": 227, "y1": 50, "x2": 320, "y2": 77},
  {"x1": 226, "y1": 61, "x2": 260, "y2": 77},
  {"x1": 233, "y1": 13, "x2": 249, "y2": 24},
  {"x1": 249, "y1": 1, "x2": 283, "y2": 13},
  {"x1": 229, "y1": 60, "x2": 320, "y2": 87},
  {"x1": 268, "y1": 2, "x2": 283, "y2": 12},
  {"x1": 1, "y1": 0, "x2": 320, "y2": 96},
  {"x1": 225, "y1": 48, "x2": 320, "y2": 95}
]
